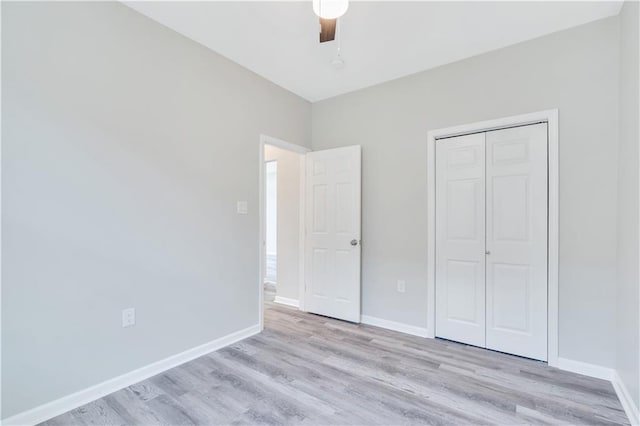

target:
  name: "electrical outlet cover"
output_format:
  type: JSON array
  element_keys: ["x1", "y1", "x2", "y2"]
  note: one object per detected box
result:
[
  {"x1": 237, "y1": 201, "x2": 248, "y2": 214},
  {"x1": 122, "y1": 308, "x2": 136, "y2": 327}
]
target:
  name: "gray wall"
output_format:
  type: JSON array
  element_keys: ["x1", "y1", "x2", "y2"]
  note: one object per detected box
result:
[
  {"x1": 312, "y1": 16, "x2": 620, "y2": 368},
  {"x1": 264, "y1": 145, "x2": 302, "y2": 302},
  {"x1": 616, "y1": 0, "x2": 639, "y2": 411},
  {"x1": 2, "y1": 1, "x2": 310, "y2": 418}
]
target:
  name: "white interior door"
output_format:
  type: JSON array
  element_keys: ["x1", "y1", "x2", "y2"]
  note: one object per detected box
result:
[
  {"x1": 305, "y1": 145, "x2": 361, "y2": 322},
  {"x1": 485, "y1": 123, "x2": 548, "y2": 360},
  {"x1": 435, "y1": 133, "x2": 486, "y2": 347}
]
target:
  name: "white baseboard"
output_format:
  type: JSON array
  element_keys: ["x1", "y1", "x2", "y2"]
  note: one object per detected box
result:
[
  {"x1": 612, "y1": 370, "x2": 640, "y2": 426},
  {"x1": 556, "y1": 358, "x2": 640, "y2": 425},
  {"x1": 360, "y1": 315, "x2": 429, "y2": 338},
  {"x1": 556, "y1": 357, "x2": 614, "y2": 381},
  {"x1": 2, "y1": 324, "x2": 261, "y2": 426},
  {"x1": 274, "y1": 296, "x2": 299, "y2": 308}
]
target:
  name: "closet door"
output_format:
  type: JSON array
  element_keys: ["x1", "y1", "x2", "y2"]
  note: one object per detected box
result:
[
  {"x1": 485, "y1": 123, "x2": 548, "y2": 361},
  {"x1": 435, "y1": 133, "x2": 486, "y2": 347}
]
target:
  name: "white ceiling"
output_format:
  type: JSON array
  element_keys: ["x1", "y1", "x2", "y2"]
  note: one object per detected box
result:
[{"x1": 125, "y1": 1, "x2": 623, "y2": 102}]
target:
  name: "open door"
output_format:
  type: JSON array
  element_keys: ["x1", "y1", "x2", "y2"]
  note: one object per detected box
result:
[{"x1": 304, "y1": 146, "x2": 361, "y2": 323}]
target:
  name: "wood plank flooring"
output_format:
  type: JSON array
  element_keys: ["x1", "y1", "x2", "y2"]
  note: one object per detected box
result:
[{"x1": 42, "y1": 300, "x2": 629, "y2": 425}]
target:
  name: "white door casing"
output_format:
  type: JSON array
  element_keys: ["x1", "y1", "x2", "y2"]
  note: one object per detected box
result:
[
  {"x1": 305, "y1": 145, "x2": 362, "y2": 323},
  {"x1": 485, "y1": 123, "x2": 548, "y2": 361},
  {"x1": 435, "y1": 133, "x2": 487, "y2": 347}
]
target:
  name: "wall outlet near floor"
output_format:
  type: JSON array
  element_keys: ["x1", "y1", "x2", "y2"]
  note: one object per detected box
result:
[
  {"x1": 397, "y1": 280, "x2": 406, "y2": 293},
  {"x1": 122, "y1": 308, "x2": 136, "y2": 328}
]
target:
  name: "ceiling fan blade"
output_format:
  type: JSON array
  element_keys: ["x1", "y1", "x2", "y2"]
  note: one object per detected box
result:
[{"x1": 319, "y1": 18, "x2": 336, "y2": 43}]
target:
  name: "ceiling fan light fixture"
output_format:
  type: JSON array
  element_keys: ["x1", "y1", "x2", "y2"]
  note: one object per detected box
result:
[{"x1": 313, "y1": 0, "x2": 349, "y2": 19}]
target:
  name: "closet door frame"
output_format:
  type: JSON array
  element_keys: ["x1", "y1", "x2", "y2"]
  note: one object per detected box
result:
[{"x1": 426, "y1": 109, "x2": 559, "y2": 367}]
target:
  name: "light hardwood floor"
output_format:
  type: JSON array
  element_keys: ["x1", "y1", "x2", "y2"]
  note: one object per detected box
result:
[{"x1": 42, "y1": 300, "x2": 629, "y2": 425}]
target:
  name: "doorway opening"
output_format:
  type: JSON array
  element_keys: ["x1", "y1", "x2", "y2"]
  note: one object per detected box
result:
[
  {"x1": 264, "y1": 160, "x2": 277, "y2": 302},
  {"x1": 258, "y1": 134, "x2": 363, "y2": 329},
  {"x1": 259, "y1": 135, "x2": 309, "y2": 329}
]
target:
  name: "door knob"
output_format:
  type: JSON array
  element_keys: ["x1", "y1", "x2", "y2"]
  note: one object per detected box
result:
[
  {"x1": 485, "y1": 250, "x2": 491, "y2": 255},
  {"x1": 351, "y1": 239, "x2": 359, "y2": 246}
]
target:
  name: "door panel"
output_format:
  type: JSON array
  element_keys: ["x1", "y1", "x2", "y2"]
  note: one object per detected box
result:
[
  {"x1": 491, "y1": 263, "x2": 531, "y2": 332},
  {"x1": 485, "y1": 123, "x2": 548, "y2": 361},
  {"x1": 447, "y1": 180, "x2": 479, "y2": 239},
  {"x1": 312, "y1": 185, "x2": 328, "y2": 233},
  {"x1": 305, "y1": 146, "x2": 361, "y2": 323},
  {"x1": 492, "y1": 175, "x2": 529, "y2": 241},
  {"x1": 446, "y1": 260, "x2": 481, "y2": 323},
  {"x1": 435, "y1": 133, "x2": 486, "y2": 347}
]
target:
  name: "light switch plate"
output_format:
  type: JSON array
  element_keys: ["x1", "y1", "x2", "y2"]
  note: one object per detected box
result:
[
  {"x1": 237, "y1": 201, "x2": 248, "y2": 215},
  {"x1": 397, "y1": 280, "x2": 406, "y2": 293},
  {"x1": 122, "y1": 308, "x2": 136, "y2": 328}
]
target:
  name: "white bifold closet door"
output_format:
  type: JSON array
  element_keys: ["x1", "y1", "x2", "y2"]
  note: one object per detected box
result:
[
  {"x1": 485, "y1": 124, "x2": 548, "y2": 360},
  {"x1": 435, "y1": 123, "x2": 548, "y2": 361},
  {"x1": 435, "y1": 133, "x2": 487, "y2": 348}
]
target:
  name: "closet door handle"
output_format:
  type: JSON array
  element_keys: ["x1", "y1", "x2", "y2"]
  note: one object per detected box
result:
[{"x1": 485, "y1": 250, "x2": 491, "y2": 255}]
